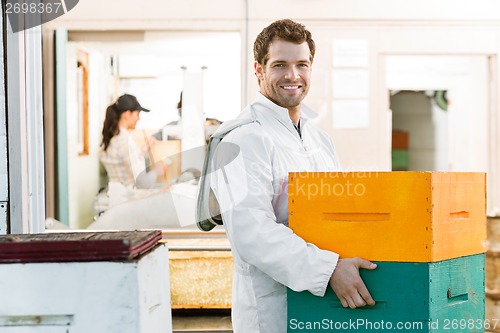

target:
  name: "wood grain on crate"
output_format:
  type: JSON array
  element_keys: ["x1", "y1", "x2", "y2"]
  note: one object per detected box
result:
[
  {"x1": 289, "y1": 171, "x2": 486, "y2": 262},
  {"x1": 488, "y1": 217, "x2": 500, "y2": 251},
  {"x1": 486, "y1": 296, "x2": 500, "y2": 333},
  {"x1": 166, "y1": 237, "x2": 233, "y2": 309},
  {"x1": 486, "y1": 250, "x2": 500, "y2": 292},
  {"x1": 288, "y1": 254, "x2": 485, "y2": 333}
]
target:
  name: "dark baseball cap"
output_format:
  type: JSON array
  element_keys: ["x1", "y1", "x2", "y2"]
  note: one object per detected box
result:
[{"x1": 114, "y1": 94, "x2": 150, "y2": 112}]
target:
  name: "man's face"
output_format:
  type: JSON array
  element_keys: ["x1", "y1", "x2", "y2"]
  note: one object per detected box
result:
[{"x1": 255, "y1": 40, "x2": 312, "y2": 112}]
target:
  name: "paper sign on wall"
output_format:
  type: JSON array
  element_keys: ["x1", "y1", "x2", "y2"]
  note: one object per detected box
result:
[{"x1": 333, "y1": 39, "x2": 369, "y2": 68}]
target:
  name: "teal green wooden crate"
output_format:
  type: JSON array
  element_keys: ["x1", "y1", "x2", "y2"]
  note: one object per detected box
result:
[{"x1": 288, "y1": 254, "x2": 485, "y2": 332}]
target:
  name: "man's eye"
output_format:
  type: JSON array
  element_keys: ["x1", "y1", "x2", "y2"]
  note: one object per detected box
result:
[{"x1": 273, "y1": 64, "x2": 284, "y2": 68}]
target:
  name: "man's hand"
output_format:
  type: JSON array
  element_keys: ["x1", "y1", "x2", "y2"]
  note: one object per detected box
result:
[{"x1": 329, "y1": 257, "x2": 377, "y2": 309}]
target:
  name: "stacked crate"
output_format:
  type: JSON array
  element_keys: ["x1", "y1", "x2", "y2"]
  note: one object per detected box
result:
[
  {"x1": 392, "y1": 130, "x2": 409, "y2": 170},
  {"x1": 486, "y1": 218, "x2": 500, "y2": 332},
  {"x1": 288, "y1": 172, "x2": 486, "y2": 333}
]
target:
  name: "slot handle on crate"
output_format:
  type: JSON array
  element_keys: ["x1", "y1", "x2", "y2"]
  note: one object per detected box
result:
[
  {"x1": 329, "y1": 301, "x2": 387, "y2": 309},
  {"x1": 447, "y1": 288, "x2": 469, "y2": 304},
  {"x1": 323, "y1": 212, "x2": 390, "y2": 222},
  {"x1": 449, "y1": 211, "x2": 470, "y2": 220},
  {"x1": 0, "y1": 314, "x2": 74, "y2": 326}
]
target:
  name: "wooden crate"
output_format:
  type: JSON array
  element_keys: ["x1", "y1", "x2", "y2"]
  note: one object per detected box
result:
[
  {"x1": 486, "y1": 296, "x2": 500, "y2": 332},
  {"x1": 289, "y1": 172, "x2": 486, "y2": 262},
  {"x1": 0, "y1": 231, "x2": 162, "y2": 263},
  {"x1": 0, "y1": 244, "x2": 171, "y2": 332},
  {"x1": 487, "y1": 217, "x2": 500, "y2": 251},
  {"x1": 169, "y1": 251, "x2": 233, "y2": 309},
  {"x1": 391, "y1": 149, "x2": 409, "y2": 171},
  {"x1": 486, "y1": 250, "x2": 500, "y2": 292},
  {"x1": 167, "y1": 237, "x2": 233, "y2": 309},
  {"x1": 151, "y1": 140, "x2": 182, "y2": 183},
  {"x1": 288, "y1": 254, "x2": 485, "y2": 333},
  {"x1": 392, "y1": 130, "x2": 409, "y2": 149}
]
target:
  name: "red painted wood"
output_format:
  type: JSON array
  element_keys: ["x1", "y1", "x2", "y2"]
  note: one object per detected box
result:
[{"x1": 0, "y1": 230, "x2": 162, "y2": 263}]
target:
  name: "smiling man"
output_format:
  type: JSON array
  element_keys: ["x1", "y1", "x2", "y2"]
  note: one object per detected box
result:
[{"x1": 206, "y1": 19, "x2": 377, "y2": 333}]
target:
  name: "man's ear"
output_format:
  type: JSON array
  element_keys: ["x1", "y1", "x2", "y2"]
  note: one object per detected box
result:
[{"x1": 254, "y1": 61, "x2": 263, "y2": 79}]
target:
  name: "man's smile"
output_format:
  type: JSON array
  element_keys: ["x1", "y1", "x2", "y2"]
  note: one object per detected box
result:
[{"x1": 282, "y1": 85, "x2": 301, "y2": 90}]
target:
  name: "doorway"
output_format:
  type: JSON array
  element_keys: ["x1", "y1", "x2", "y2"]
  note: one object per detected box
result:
[
  {"x1": 390, "y1": 90, "x2": 448, "y2": 171},
  {"x1": 386, "y1": 55, "x2": 490, "y2": 173}
]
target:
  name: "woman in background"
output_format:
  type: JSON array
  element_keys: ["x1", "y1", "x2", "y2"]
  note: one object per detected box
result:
[{"x1": 100, "y1": 94, "x2": 165, "y2": 189}]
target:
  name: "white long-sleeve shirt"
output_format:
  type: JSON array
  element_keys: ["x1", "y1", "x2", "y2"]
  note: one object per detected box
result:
[{"x1": 210, "y1": 93, "x2": 341, "y2": 333}]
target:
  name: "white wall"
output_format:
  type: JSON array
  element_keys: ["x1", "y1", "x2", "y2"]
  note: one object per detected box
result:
[{"x1": 48, "y1": 0, "x2": 500, "y2": 27}]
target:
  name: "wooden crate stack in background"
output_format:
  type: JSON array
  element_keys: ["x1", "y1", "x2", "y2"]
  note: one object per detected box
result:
[
  {"x1": 392, "y1": 130, "x2": 409, "y2": 171},
  {"x1": 486, "y1": 217, "x2": 500, "y2": 332},
  {"x1": 288, "y1": 172, "x2": 486, "y2": 332}
]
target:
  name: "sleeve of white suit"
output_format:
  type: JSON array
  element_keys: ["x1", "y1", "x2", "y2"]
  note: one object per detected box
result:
[{"x1": 210, "y1": 126, "x2": 339, "y2": 297}]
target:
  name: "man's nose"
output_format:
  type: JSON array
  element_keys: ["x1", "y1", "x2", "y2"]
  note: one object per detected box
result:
[{"x1": 285, "y1": 66, "x2": 300, "y2": 80}]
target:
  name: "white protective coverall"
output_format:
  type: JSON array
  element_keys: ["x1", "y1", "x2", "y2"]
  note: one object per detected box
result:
[{"x1": 210, "y1": 93, "x2": 341, "y2": 333}]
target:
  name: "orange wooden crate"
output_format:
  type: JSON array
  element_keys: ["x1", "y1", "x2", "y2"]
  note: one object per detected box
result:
[{"x1": 288, "y1": 172, "x2": 486, "y2": 262}]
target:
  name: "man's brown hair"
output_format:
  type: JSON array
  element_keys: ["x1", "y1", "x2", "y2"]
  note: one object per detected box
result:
[{"x1": 253, "y1": 19, "x2": 316, "y2": 66}]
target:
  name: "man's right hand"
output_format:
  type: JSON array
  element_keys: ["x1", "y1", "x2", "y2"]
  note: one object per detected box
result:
[{"x1": 329, "y1": 257, "x2": 377, "y2": 309}]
